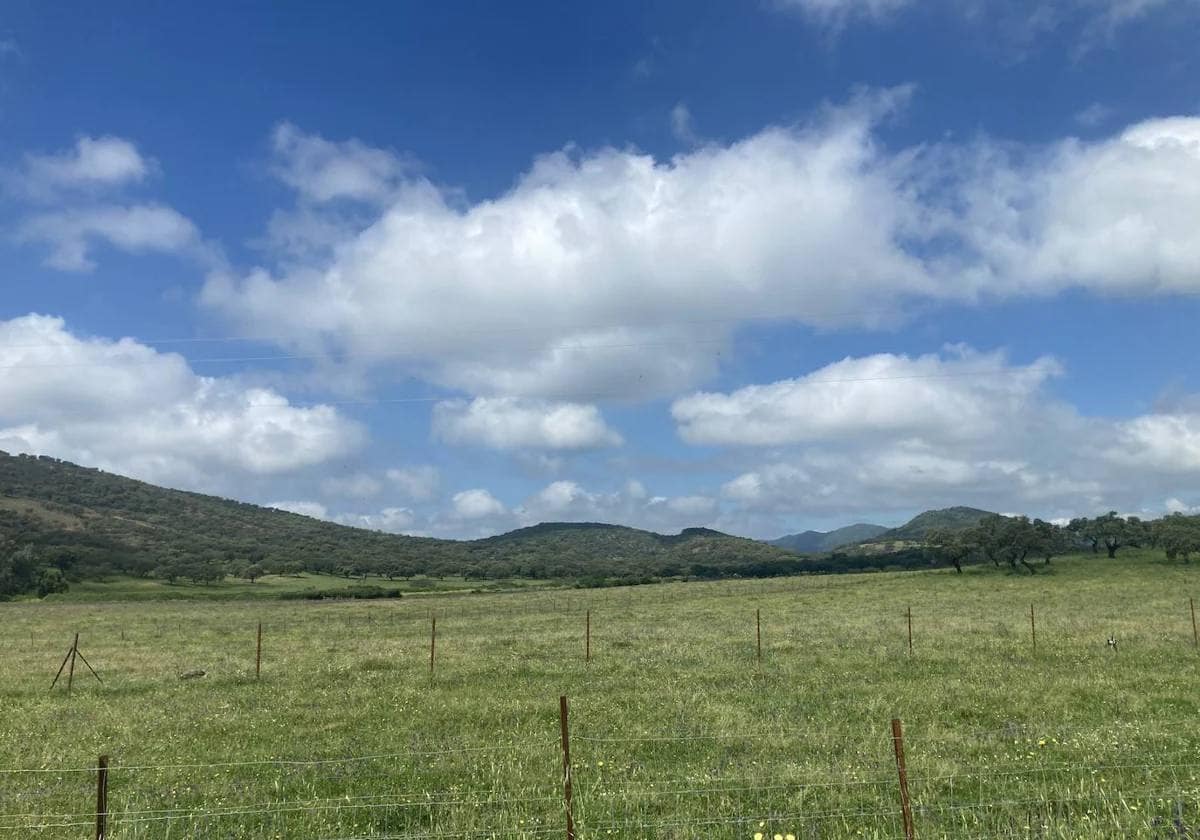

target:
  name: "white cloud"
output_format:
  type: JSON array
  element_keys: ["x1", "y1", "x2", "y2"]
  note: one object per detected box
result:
[
  {"x1": 204, "y1": 104, "x2": 1200, "y2": 404},
  {"x1": 670, "y1": 103, "x2": 699, "y2": 145},
  {"x1": 674, "y1": 347, "x2": 1061, "y2": 446},
  {"x1": 514, "y1": 479, "x2": 719, "y2": 532},
  {"x1": 321, "y1": 472, "x2": 384, "y2": 499},
  {"x1": 18, "y1": 136, "x2": 151, "y2": 198},
  {"x1": 433, "y1": 397, "x2": 622, "y2": 449},
  {"x1": 680, "y1": 344, "x2": 1200, "y2": 531},
  {"x1": 952, "y1": 116, "x2": 1200, "y2": 296},
  {"x1": 270, "y1": 122, "x2": 409, "y2": 204},
  {"x1": 201, "y1": 93, "x2": 938, "y2": 399},
  {"x1": 1165, "y1": 498, "x2": 1200, "y2": 515},
  {"x1": 0, "y1": 314, "x2": 364, "y2": 490},
  {"x1": 17, "y1": 204, "x2": 205, "y2": 271},
  {"x1": 385, "y1": 465, "x2": 441, "y2": 500},
  {"x1": 1108, "y1": 414, "x2": 1200, "y2": 473},
  {"x1": 333, "y1": 507, "x2": 415, "y2": 533},
  {"x1": 452, "y1": 488, "x2": 507, "y2": 520},
  {"x1": 269, "y1": 500, "x2": 330, "y2": 520}
]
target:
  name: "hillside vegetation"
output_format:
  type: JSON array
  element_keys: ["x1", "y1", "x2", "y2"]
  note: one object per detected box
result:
[
  {"x1": 0, "y1": 452, "x2": 814, "y2": 597},
  {"x1": 768, "y1": 522, "x2": 887, "y2": 553}
]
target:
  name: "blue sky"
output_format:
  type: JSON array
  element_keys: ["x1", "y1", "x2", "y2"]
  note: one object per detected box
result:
[{"x1": 2, "y1": 0, "x2": 1200, "y2": 539}]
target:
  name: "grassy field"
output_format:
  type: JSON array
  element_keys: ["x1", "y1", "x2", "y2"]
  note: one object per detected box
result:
[
  {"x1": 4, "y1": 551, "x2": 1200, "y2": 839},
  {"x1": 35, "y1": 572, "x2": 554, "y2": 603}
]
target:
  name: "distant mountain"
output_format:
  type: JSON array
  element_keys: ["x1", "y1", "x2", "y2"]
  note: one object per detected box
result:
[
  {"x1": 874, "y1": 506, "x2": 996, "y2": 542},
  {"x1": 0, "y1": 451, "x2": 809, "y2": 593},
  {"x1": 769, "y1": 523, "x2": 888, "y2": 554}
]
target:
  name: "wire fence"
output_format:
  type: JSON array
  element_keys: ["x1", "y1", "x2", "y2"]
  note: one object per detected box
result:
[{"x1": 5, "y1": 707, "x2": 1200, "y2": 839}]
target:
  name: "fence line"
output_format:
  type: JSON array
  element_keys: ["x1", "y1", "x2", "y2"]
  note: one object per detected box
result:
[{"x1": 6, "y1": 709, "x2": 1200, "y2": 839}]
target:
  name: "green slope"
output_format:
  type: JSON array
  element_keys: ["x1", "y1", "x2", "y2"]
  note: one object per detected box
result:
[
  {"x1": 0, "y1": 451, "x2": 807, "y2": 589},
  {"x1": 769, "y1": 523, "x2": 888, "y2": 553}
]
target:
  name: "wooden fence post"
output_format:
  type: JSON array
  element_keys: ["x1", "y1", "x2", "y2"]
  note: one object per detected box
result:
[
  {"x1": 906, "y1": 607, "x2": 913, "y2": 655},
  {"x1": 756, "y1": 608, "x2": 762, "y2": 665},
  {"x1": 1191, "y1": 598, "x2": 1197, "y2": 647},
  {"x1": 891, "y1": 719, "x2": 915, "y2": 840},
  {"x1": 559, "y1": 696, "x2": 575, "y2": 840},
  {"x1": 585, "y1": 610, "x2": 591, "y2": 663},
  {"x1": 1030, "y1": 603, "x2": 1036, "y2": 654},
  {"x1": 430, "y1": 614, "x2": 437, "y2": 677},
  {"x1": 67, "y1": 632, "x2": 79, "y2": 694},
  {"x1": 256, "y1": 622, "x2": 262, "y2": 679},
  {"x1": 95, "y1": 754, "x2": 109, "y2": 840}
]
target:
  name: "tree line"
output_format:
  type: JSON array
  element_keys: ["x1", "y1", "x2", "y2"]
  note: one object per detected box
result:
[{"x1": 925, "y1": 512, "x2": 1200, "y2": 574}]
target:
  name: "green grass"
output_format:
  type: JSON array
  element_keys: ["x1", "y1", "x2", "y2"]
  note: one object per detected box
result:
[
  {"x1": 4, "y1": 551, "x2": 1200, "y2": 839},
  {"x1": 34, "y1": 572, "x2": 554, "y2": 602}
]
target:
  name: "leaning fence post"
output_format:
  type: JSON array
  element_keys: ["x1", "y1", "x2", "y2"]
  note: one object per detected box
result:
[
  {"x1": 1191, "y1": 598, "x2": 1197, "y2": 647},
  {"x1": 1030, "y1": 603, "x2": 1037, "y2": 654},
  {"x1": 560, "y1": 695, "x2": 575, "y2": 840},
  {"x1": 95, "y1": 754, "x2": 109, "y2": 840},
  {"x1": 891, "y1": 719, "x2": 915, "y2": 840}
]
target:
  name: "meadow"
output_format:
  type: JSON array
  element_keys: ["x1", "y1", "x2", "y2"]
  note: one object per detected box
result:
[{"x1": 3, "y1": 550, "x2": 1200, "y2": 839}]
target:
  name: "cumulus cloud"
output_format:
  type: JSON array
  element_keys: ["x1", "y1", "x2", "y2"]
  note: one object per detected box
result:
[
  {"x1": 434, "y1": 397, "x2": 622, "y2": 450},
  {"x1": 17, "y1": 204, "x2": 205, "y2": 271},
  {"x1": 513, "y1": 479, "x2": 718, "y2": 532},
  {"x1": 679, "y1": 345, "x2": 1200, "y2": 531},
  {"x1": 452, "y1": 488, "x2": 508, "y2": 520},
  {"x1": 321, "y1": 472, "x2": 384, "y2": 499},
  {"x1": 674, "y1": 347, "x2": 1062, "y2": 446},
  {"x1": 16, "y1": 136, "x2": 151, "y2": 199},
  {"x1": 201, "y1": 93, "x2": 936, "y2": 399},
  {"x1": 203, "y1": 103, "x2": 1200, "y2": 403},
  {"x1": 951, "y1": 116, "x2": 1200, "y2": 296},
  {"x1": 0, "y1": 314, "x2": 364, "y2": 490},
  {"x1": 386, "y1": 465, "x2": 441, "y2": 500},
  {"x1": 270, "y1": 122, "x2": 409, "y2": 204}
]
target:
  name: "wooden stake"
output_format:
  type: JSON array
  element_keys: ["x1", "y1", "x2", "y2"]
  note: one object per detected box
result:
[
  {"x1": 906, "y1": 607, "x2": 913, "y2": 655},
  {"x1": 256, "y1": 622, "x2": 262, "y2": 679},
  {"x1": 559, "y1": 696, "x2": 575, "y2": 840},
  {"x1": 1191, "y1": 598, "x2": 1197, "y2": 647},
  {"x1": 1030, "y1": 603, "x2": 1037, "y2": 654},
  {"x1": 891, "y1": 719, "x2": 915, "y2": 840},
  {"x1": 585, "y1": 610, "x2": 591, "y2": 663},
  {"x1": 51, "y1": 633, "x2": 100, "y2": 693},
  {"x1": 67, "y1": 632, "x2": 79, "y2": 694},
  {"x1": 95, "y1": 755, "x2": 109, "y2": 840},
  {"x1": 50, "y1": 638, "x2": 75, "y2": 691},
  {"x1": 429, "y1": 614, "x2": 437, "y2": 677},
  {"x1": 756, "y1": 608, "x2": 762, "y2": 665}
]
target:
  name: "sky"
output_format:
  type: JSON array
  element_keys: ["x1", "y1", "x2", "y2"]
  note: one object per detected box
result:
[{"x1": 1, "y1": 0, "x2": 1200, "y2": 540}]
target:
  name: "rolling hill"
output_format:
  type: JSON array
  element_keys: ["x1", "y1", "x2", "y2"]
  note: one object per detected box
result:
[
  {"x1": 0, "y1": 451, "x2": 810, "y2": 590},
  {"x1": 769, "y1": 523, "x2": 888, "y2": 553}
]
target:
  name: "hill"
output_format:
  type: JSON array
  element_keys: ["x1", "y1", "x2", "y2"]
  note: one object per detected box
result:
[
  {"x1": 769, "y1": 523, "x2": 888, "y2": 553},
  {"x1": 876, "y1": 506, "x2": 997, "y2": 541},
  {"x1": 0, "y1": 451, "x2": 811, "y2": 594}
]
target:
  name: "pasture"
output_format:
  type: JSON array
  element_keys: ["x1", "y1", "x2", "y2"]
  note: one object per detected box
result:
[{"x1": 3, "y1": 550, "x2": 1200, "y2": 839}]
